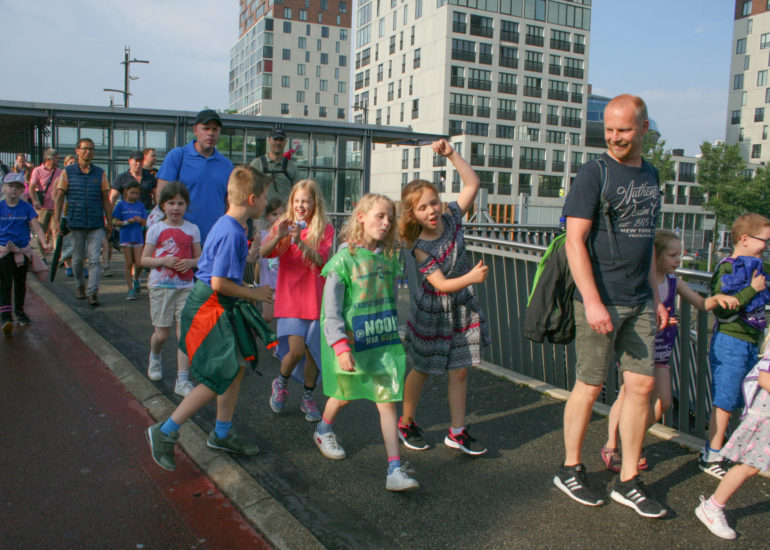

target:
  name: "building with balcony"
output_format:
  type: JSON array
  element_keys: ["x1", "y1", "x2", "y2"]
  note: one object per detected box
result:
[
  {"x1": 353, "y1": 0, "x2": 591, "y2": 223},
  {"x1": 229, "y1": 1, "x2": 352, "y2": 120},
  {"x1": 725, "y1": 0, "x2": 770, "y2": 164}
]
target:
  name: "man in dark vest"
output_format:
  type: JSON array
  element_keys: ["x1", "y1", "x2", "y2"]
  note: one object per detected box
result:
[
  {"x1": 52, "y1": 138, "x2": 112, "y2": 306},
  {"x1": 250, "y1": 127, "x2": 300, "y2": 203}
]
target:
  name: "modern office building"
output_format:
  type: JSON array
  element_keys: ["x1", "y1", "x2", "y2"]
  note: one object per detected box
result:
[
  {"x1": 229, "y1": 1, "x2": 352, "y2": 120},
  {"x1": 725, "y1": 0, "x2": 770, "y2": 164},
  {"x1": 354, "y1": 0, "x2": 591, "y2": 223}
]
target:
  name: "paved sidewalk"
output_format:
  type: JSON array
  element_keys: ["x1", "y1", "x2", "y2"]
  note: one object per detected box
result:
[
  {"x1": 6, "y1": 257, "x2": 770, "y2": 549},
  {"x1": 0, "y1": 290, "x2": 271, "y2": 550}
]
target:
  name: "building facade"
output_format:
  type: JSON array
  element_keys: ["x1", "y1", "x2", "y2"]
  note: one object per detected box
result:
[
  {"x1": 229, "y1": 1, "x2": 352, "y2": 120},
  {"x1": 354, "y1": 0, "x2": 591, "y2": 223},
  {"x1": 725, "y1": 0, "x2": 770, "y2": 164}
]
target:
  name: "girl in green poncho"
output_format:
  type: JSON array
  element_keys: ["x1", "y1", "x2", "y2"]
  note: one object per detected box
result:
[{"x1": 314, "y1": 194, "x2": 419, "y2": 492}]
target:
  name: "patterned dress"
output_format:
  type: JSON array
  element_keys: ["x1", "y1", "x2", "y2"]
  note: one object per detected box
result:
[
  {"x1": 404, "y1": 202, "x2": 490, "y2": 374},
  {"x1": 721, "y1": 354, "x2": 770, "y2": 471}
]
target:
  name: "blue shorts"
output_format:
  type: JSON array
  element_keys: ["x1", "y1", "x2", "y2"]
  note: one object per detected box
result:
[
  {"x1": 276, "y1": 317, "x2": 321, "y2": 386},
  {"x1": 709, "y1": 332, "x2": 758, "y2": 412}
]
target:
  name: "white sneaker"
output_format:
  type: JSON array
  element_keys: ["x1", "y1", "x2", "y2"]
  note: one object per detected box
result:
[
  {"x1": 386, "y1": 466, "x2": 419, "y2": 492},
  {"x1": 174, "y1": 379, "x2": 195, "y2": 397},
  {"x1": 313, "y1": 430, "x2": 346, "y2": 459},
  {"x1": 147, "y1": 355, "x2": 162, "y2": 381},
  {"x1": 695, "y1": 496, "x2": 736, "y2": 540}
]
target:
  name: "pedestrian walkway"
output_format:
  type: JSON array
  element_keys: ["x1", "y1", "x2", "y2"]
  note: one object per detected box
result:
[{"x1": 5, "y1": 256, "x2": 770, "y2": 549}]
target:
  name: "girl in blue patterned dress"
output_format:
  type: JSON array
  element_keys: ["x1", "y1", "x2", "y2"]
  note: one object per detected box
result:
[{"x1": 397, "y1": 139, "x2": 491, "y2": 456}]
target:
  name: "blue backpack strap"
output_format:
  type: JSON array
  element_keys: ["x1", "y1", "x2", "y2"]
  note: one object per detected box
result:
[{"x1": 595, "y1": 158, "x2": 618, "y2": 262}]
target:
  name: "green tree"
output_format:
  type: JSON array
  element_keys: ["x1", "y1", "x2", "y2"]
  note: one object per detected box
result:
[
  {"x1": 642, "y1": 135, "x2": 675, "y2": 183},
  {"x1": 696, "y1": 141, "x2": 752, "y2": 230}
]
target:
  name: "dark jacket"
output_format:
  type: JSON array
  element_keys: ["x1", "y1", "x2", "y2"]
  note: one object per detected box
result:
[{"x1": 65, "y1": 164, "x2": 105, "y2": 230}]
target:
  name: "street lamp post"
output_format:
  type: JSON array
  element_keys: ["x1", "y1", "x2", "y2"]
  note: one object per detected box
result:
[{"x1": 103, "y1": 46, "x2": 149, "y2": 107}]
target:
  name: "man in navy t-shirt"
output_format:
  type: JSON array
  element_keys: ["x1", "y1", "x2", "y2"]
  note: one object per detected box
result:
[
  {"x1": 553, "y1": 94, "x2": 669, "y2": 519},
  {"x1": 156, "y1": 110, "x2": 233, "y2": 244}
]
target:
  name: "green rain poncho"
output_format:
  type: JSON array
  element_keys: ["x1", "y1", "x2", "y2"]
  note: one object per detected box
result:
[{"x1": 320, "y1": 246, "x2": 405, "y2": 402}]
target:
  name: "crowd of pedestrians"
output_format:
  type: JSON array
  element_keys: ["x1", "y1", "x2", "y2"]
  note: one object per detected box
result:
[{"x1": 2, "y1": 98, "x2": 770, "y2": 539}]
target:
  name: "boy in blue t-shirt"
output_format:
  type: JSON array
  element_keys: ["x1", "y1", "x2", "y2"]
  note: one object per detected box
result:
[
  {"x1": 146, "y1": 166, "x2": 274, "y2": 471},
  {"x1": 0, "y1": 173, "x2": 50, "y2": 335},
  {"x1": 112, "y1": 181, "x2": 147, "y2": 300}
]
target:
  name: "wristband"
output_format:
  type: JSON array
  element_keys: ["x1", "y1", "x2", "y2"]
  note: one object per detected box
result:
[{"x1": 331, "y1": 339, "x2": 351, "y2": 356}]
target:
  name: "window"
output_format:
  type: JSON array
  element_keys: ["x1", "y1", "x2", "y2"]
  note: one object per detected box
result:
[
  {"x1": 732, "y1": 109, "x2": 741, "y2": 124},
  {"x1": 734, "y1": 74, "x2": 744, "y2": 89},
  {"x1": 496, "y1": 124, "x2": 516, "y2": 139},
  {"x1": 449, "y1": 120, "x2": 463, "y2": 136},
  {"x1": 452, "y1": 38, "x2": 475, "y2": 62},
  {"x1": 298, "y1": 36, "x2": 306, "y2": 48},
  {"x1": 520, "y1": 147, "x2": 546, "y2": 170},
  {"x1": 340, "y1": 2, "x2": 347, "y2": 14},
  {"x1": 283, "y1": 21, "x2": 292, "y2": 33},
  {"x1": 284, "y1": 7, "x2": 292, "y2": 17},
  {"x1": 522, "y1": 101, "x2": 540, "y2": 123},
  {"x1": 282, "y1": 76, "x2": 290, "y2": 87},
  {"x1": 453, "y1": 11, "x2": 467, "y2": 33},
  {"x1": 281, "y1": 103, "x2": 289, "y2": 115},
  {"x1": 414, "y1": 48, "x2": 421, "y2": 68},
  {"x1": 678, "y1": 162, "x2": 696, "y2": 182},
  {"x1": 282, "y1": 48, "x2": 291, "y2": 60},
  {"x1": 498, "y1": 72, "x2": 516, "y2": 94},
  {"x1": 489, "y1": 144, "x2": 513, "y2": 168},
  {"x1": 500, "y1": 45, "x2": 518, "y2": 68},
  {"x1": 321, "y1": 53, "x2": 329, "y2": 64},
  {"x1": 415, "y1": 0, "x2": 422, "y2": 19},
  {"x1": 761, "y1": 32, "x2": 770, "y2": 49},
  {"x1": 752, "y1": 143, "x2": 761, "y2": 158},
  {"x1": 468, "y1": 68, "x2": 491, "y2": 90},
  {"x1": 756, "y1": 107, "x2": 765, "y2": 122},
  {"x1": 470, "y1": 14, "x2": 494, "y2": 38},
  {"x1": 320, "y1": 80, "x2": 328, "y2": 91},
  {"x1": 297, "y1": 64, "x2": 306, "y2": 75},
  {"x1": 525, "y1": 50, "x2": 543, "y2": 72},
  {"x1": 322, "y1": 26, "x2": 329, "y2": 38},
  {"x1": 766, "y1": 88, "x2": 770, "y2": 102},
  {"x1": 339, "y1": 55, "x2": 347, "y2": 67},
  {"x1": 319, "y1": 106, "x2": 327, "y2": 118},
  {"x1": 297, "y1": 90, "x2": 305, "y2": 102},
  {"x1": 743, "y1": 1, "x2": 753, "y2": 17},
  {"x1": 479, "y1": 43, "x2": 493, "y2": 64},
  {"x1": 413, "y1": 147, "x2": 421, "y2": 168},
  {"x1": 547, "y1": 130, "x2": 566, "y2": 144},
  {"x1": 449, "y1": 93, "x2": 474, "y2": 115},
  {"x1": 338, "y1": 108, "x2": 345, "y2": 119},
  {"x1": 745, "y1": 55, "x2": 751, "y2": 71},
  {"x1": 501, "y1": 20, "x2": 519, "y2": 43},
  {"x1": 338, "y1": 81, "x2": 346, "y2": 93},
  {"x1": 476, "y1": 96, "x2": 490, "y2": 117},
  {"x1": 412, "y1": 98, "x2": 419, "y2": 119},
  {"x1": 759, "y1": 70, "x2": 767, "y2": 86},
  {"x1": 764, "y1": 125, "x2": 768, "y2": 139},
  {"x1": 299, "y1": 9, "x2": 307, "y2": 21},
  {"x1": 341, "y1": 29, "x2": 348, "y2": 40}
]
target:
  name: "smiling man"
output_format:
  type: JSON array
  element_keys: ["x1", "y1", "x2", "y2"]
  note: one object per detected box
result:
[
  {"x1": 554, "y1": 94, "x2": 669, "y2": 519},
  {"x1": 156, "y1": 109, "x2": 233, "y2": 243}
]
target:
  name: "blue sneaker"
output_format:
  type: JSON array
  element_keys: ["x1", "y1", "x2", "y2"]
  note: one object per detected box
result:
[
  {"x1": 269, "y1": 377, "x2": 288, "y2": 413},
  {"x1": 127, "y1": 290, "x2": 137, "y2": 301},
  {"x1": 65, "y1": 267, "x2": 73, "y2": 277},
  {"x1": 133, "y1": 279, "x2": 141, "y2": 293}
]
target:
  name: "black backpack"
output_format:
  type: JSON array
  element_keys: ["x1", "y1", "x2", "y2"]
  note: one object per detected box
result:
[
  {"x1": 523, "y1": 159, "x2": 613, "y2": 344},
  {"x1": 257, "y1": 155, "x2": 291, "y2": 193}
]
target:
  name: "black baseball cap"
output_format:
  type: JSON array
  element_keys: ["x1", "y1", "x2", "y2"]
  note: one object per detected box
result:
[
  {"x1": 194, "y1": 109, "x2": 222, "y2": 126},
  {"x1": 269, "y1": 127, "x2": 287, "y2": 139},
  {"x1": 129, "y1": 150, "x2": 144, "y2": 160}
]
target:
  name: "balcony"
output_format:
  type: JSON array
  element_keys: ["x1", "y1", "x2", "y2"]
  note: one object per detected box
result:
[
  {"x1": 500, "y1": 30, "x2": 519, "y2": 43},
  {"x1": 679, "y1": 172, "x2": 696, "y2": 183},
  {"x1": 468, "y1": 78, "x2": 492, "y2": 91},
  {"x1": 449, "y1": 104, "x2": 474, "y2": 116},
  {"x1": 451, "y1": 76, "x2": 465, "y2": 87},
  {"x1": 477, "y1": 106, "x2": 491, "y2": 118},
  {"x1": 479, "y1": 53, "x2": 493, "y2": 64},
  {"x1": 564, "y1": 67, "x2": 584, "y2": 79},
  {"x1": 573, "y1": 43, "x2": 585, "y2": 54},
  {"x1": 500, "y1": 56, "x2": 518, "y2": 69},
  {"x1": 524, "y1": 60, "x2": 543, "y2": 72},
  {"x1": 525, "y1": 34, "x2": 544, "y2": 47},
  {"x1": 470, "y1": 25, "x2": 493, "y2": 38},
  {"x1": 449, "y1": 123, "x2": 463, "y2": 136},
  {"x1": 522, "y1": 112, "x2": 541, "y2": 123},
  {"x1": 552, "y1": 161, "x2": 565, "y2": 172},
  {"x1": 664, "y1": 194, "x2": 675, "y2": 204},
  {"x1": 677, "y1": 195, "x2": 688, "y2": 205},
  {"x1": 546, "y1": 114, "x2": 559, "y2": 125},
  {"x1": 520, "y1": 159, "x2": 546, "y2": 170},
  {"x1": 498, "y1": 82, "x2": 517, "y2": 94},
  {"x1": 570, "y1": 161, "x2": 583, "y2": 173},
  {"x1": 497, "y1": 109, "x2": 516, "y2": 121},
  {"x1": 453, "y1": 22, "x2": 467, "y2": 33},
  {"x1": 549, "y1": 64, "x2": 561, "y2": 75},
  {"x1": 471, "y1": 154, "x2": 486, "y2": 166},
  {"x1": 548, "y1": 89, "x2": 568, "y2": 101},
  {"x1": 550, "y1": 39, "x2": 571, "y2": 51},
  {"x1": 571, "y1": 93, "x2": 583, "y2": 104},
  {"x1": 523, "y1": 86, "x2": 542, "y2": 98},
  {"x1": 689, "y1": 194, "x2": 704, "y2": 205},
  {"x1": 562, "y1": 116, "x2": 582, "y2": 128},
  {"x1": 489, "y1": 156, "x2": 513, "y2": 168},
  {"x1": 452, "y1": 49, "x2": 475, "y2": 62}
]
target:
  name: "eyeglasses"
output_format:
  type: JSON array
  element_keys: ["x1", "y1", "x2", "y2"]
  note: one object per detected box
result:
[
  {"x1": 78, "y1": 146, "x2": 95, "y2": 152},
  {"x1": 749, "y1": 234, "x2": 770, "y2": 246}
]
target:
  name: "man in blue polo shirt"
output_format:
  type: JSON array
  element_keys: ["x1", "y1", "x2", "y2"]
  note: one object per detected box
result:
[{"x1": 156, "y1": 109, "x2": 233, "y2": 243}]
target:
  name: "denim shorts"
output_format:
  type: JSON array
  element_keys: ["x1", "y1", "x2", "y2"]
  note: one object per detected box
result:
[
  {"x1": 573, "y1": 300, "x2": 656, "y2": 386},
  {"x1": 709, "y1": 332, "x2": 758, "y2": 412}
]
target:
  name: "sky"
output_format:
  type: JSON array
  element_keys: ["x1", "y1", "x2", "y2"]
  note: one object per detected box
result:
[{"x1": 1, "y1": 0, "x2": 734, "y2": 156}]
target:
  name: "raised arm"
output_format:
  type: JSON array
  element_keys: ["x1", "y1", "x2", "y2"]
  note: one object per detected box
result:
[{"x1": 432, "y1": 139, "x2": 480, "y2": 216}]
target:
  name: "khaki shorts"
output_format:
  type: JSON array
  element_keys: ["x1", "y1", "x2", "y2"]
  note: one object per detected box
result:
[
  {"x1": 573, "y1": 299, "x2": 656, "y2": 386},
  {"x1": 150, "y1": 287, "x2": 192, "y2": 328}
]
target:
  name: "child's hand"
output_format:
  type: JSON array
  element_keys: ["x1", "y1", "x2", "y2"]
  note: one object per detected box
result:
[
  {"x1": 751, "y1": 269, "x2": 766, "y2": 292},
  {"x1": 41, "y1": 240, "x2": 52, "y2": 254},
  {"x1": 251, "y1": 285, "x2": 274, "y2": 303},
  {"x1": 714, "y1": 294, "x2": 740, "y2": 310},
  {"x1": 163, "y1": 256, "x2": 178, "y2": 268},
  {"x1": 468, "y1": 260, "x2": 489, "y2": 284},
  {"x1": 174, "y1": 258, "x2": 195, "y2": 273},
  {"x1": 275, "y1": 219, "x2": 292, "y2": 239},
  {"x1": 431, "y1": 139, "x2": 454, "y2": 157},
  {"x1": 667, "y1": 316, "x2": 678, "y2": 326},
  {"x1": 337, "y1": 351, "x2": 356, "y2": 372}
]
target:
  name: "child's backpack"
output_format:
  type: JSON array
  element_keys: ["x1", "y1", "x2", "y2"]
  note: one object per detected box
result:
[{"x1": 523, "y1": 158, "x2": 612, "y2": 345}]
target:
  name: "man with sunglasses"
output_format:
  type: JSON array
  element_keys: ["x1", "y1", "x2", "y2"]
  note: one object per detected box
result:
[
  {"x1": 250, "y1": 127, "x2": 300, "y2": 203},
  {"x1": 52, "y1": 138, "x2": 112, "y2": 306}
]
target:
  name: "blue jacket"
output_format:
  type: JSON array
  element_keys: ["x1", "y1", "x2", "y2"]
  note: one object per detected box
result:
[{"x1": 65, "y1": 164, "x2": 105, "y2": 230}]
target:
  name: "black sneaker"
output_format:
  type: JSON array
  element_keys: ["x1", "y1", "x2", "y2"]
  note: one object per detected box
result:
[
  {"x1": 444, "y1": 427, "x2": 487, "y2": 456},
  {"x1": 698, "y1": 457, "x2": 730, "y2": 480},
  {"x1": 398, "y1": 420, "x2": 430, "y2": 451},
  {"x1": 15, "y1": 312, "x2": 31, "y2": 326},
  {"x1": 610, "y1": 475, "x2": 667, "y2": 518},
  {"x1": 553, "y1": 463, "x2": 605, "y2": 506}
]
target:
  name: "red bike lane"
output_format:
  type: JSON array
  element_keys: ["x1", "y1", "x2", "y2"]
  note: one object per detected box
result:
[{"x1": 0, "y1": 290, "x2": 272, "y2": 549}]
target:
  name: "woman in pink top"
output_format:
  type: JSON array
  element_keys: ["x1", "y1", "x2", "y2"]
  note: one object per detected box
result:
[{"x1": 260, "y1": 179, "x2": 334, "y2": 422}]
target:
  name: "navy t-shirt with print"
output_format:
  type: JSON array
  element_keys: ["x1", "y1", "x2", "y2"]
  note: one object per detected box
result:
[{"x1": 562, "y1": 153, "x2": 661, "y2": 306}]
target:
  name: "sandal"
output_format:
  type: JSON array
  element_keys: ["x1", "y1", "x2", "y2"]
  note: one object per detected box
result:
[
  {"x1": 600, "y1": 446, "x2": 622, "y2": 473},
  {"x1": 638, "y1": 448, "x2": 649, "y2": 471}
]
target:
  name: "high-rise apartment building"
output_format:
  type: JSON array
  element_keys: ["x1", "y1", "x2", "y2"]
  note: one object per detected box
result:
[
  {"x1": 229, "y1": 1, "x2": 352, "y2": 120},
  {"x1": 354, "y1": 0, "x2": 591, "y2": 222},
  {"x1": 725, "y1": 0, "x2": 770, "y2": 164}
]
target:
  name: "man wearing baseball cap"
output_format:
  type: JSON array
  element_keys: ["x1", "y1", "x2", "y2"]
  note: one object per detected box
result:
[
  {"x1": 250, "y1": 127, "x2": 300, "y2": 203},
  {"x1": 28, "y1": 148, "x2": 62, "y2": 247},
  {"x1": 156, "y1": 109, "x2": 233, "y2": 243},
  {"x1": 110, "y1": 150, "x2": 157, "y2": 211}
]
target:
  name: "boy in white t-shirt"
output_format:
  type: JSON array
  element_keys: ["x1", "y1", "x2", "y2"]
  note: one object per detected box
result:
[{"x1": 141, "y1": 182, "x2": 201, "y2": 396}]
